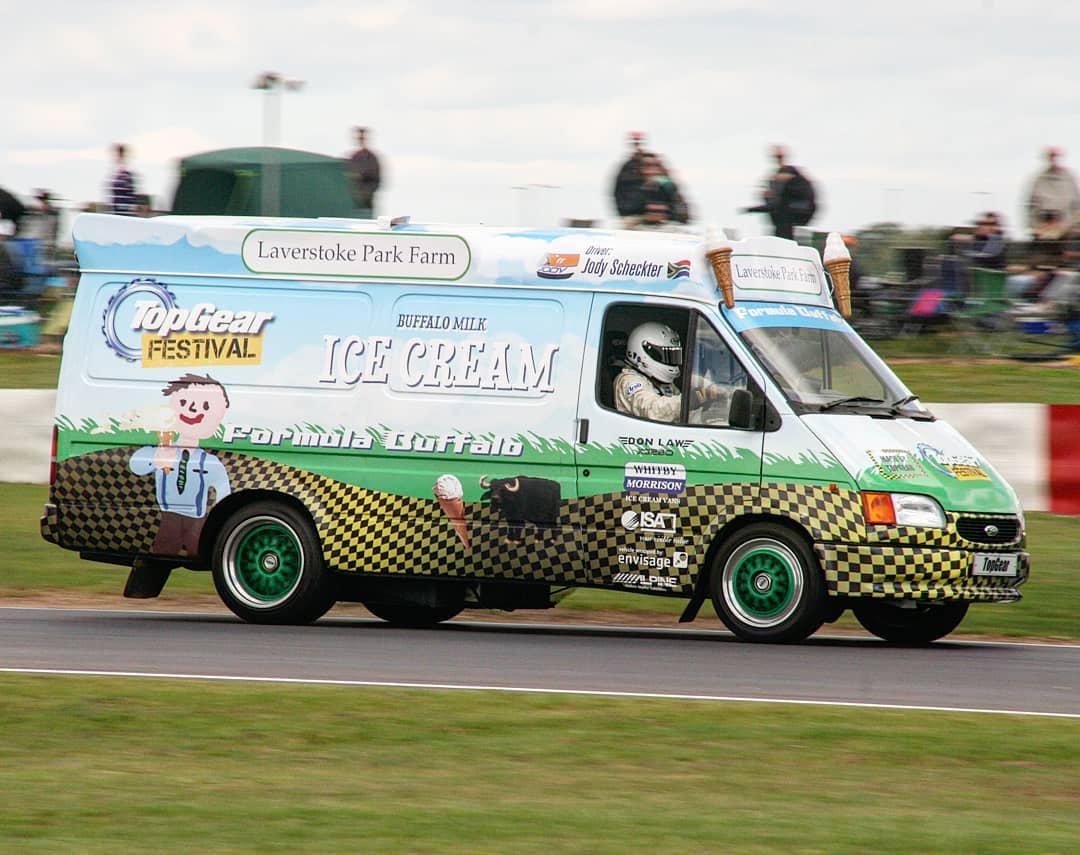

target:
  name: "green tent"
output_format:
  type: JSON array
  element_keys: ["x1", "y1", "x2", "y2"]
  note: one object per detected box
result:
[{"x1": 171, "y1": 147, "x2": 361, "y2": 217}]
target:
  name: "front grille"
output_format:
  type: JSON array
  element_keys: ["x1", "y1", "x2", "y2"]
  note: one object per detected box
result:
[{"x1": 956, "y1": 516, "x2": 1020, "y2": 545}]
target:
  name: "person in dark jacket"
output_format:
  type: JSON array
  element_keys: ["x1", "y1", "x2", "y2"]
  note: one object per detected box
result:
[
  {"x1": 347, "y1": 126, "x2": 382, "y2": 218},
  {"x1": 618, "y1": 152, "x2": 691, "y2": 230},
  {"x1": 613, "y1": 131, "x2": 649, "y2": 218},
  {"x1": 108, "y1": 143, "x2": 139, "y2": 216},
  {"x1": 950, "y1": 211, "x2": 1007, "y2": 270},
  {"x1": 742, "y1": 144, "x2": 817, "y2": 239}
]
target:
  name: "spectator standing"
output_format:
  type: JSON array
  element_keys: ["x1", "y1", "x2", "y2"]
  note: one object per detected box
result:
[
  {"x1": 0, "y1": 186, "x2": 27, "y2": 231},
  {"x1": 108, "y1": 143, "x2": 139, "y2": 216},
  {"x1": 0, "y1": 220, "x2": 21, "y2": 302},
  {"x1": 25, "y1": 190, "x2": 61, "y2": 264},
  {"x1": 742, "y1": 144, "x2": 817, "y2": 240},
  {"x1": 618, "y1": 152, "x2": 691, "y2": 231},
  {"x1": 347, "y1": 126, "x2": 382, "y2": 218},
  {"x1": 613, "y1": 131, "x2": 648, "y2": 218},
  {"x1": 1026, "y1": 147, "x2": 1080, "y2": 240}
]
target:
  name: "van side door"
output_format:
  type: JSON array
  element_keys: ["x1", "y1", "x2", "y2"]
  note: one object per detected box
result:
[{"x1": 573, "y1": 297, "x2": 767, "y2": 591}]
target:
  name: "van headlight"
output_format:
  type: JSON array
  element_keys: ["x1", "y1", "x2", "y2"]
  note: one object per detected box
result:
[{"x1": 861, "y1": 492, "x2": 946, "y2": 528}]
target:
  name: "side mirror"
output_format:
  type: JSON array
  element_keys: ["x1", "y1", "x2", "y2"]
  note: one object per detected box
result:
[{"x1": 728, "y1": 388, "x2": 753, "y2": 429}]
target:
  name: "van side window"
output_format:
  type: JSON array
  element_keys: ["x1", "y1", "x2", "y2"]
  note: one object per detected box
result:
[{"x1": 599, "y1": 304, "x2": 691, "y2": 424}]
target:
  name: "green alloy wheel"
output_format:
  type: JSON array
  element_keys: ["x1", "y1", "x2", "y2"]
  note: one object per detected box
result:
[
  {"x1": 213, "y1": 500, "x2": 335, "y2": 625},
  {"x1": 711, "y1": 522, "x2": 825, "y2": 643}
]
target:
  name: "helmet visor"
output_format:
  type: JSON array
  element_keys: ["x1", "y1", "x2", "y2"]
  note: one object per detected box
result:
[{"x1": 642, "y1": 342, "x2": 682, "y2": 367}]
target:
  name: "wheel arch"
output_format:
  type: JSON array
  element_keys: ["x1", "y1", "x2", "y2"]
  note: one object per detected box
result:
[
  {"x1": 692, "y1": 512, "x2": 819, "y2": 598},
  {"x1": 198, "y1": 489, "x2": 323, "y2": 569}
]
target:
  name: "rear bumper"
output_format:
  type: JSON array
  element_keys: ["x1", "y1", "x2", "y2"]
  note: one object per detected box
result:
[
  {"x1": 818, "y1": 544, "x2": 1029, "y2": 602},
  {"x1": 40, "y1": 503, "x2": 60, "y2": 545}
]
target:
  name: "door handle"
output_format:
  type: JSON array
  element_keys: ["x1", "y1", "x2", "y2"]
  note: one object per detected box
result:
[{"x1": 577, "y1": 418, "x2": 589, "y2": 445}]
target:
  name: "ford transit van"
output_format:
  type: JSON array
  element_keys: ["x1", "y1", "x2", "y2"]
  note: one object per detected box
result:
[{"x1": 41, "y1": 214, "x2": 1029, "y2": 643}]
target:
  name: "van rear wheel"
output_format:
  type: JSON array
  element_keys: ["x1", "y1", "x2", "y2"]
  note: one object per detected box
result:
[
  {"x1": 852, "y1": 600, "x2": 968, "y2": 644},
  {"x1": 212, "y1": 500, "x2": 335, "y2": 625},
  {"x1": 710, "y1": 522, "x2": 825, "y2": 643}
]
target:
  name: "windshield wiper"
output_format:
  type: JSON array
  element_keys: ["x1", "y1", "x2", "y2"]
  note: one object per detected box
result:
[
  {"x1": 818, "y1": 395, "x2": 886, "y2": 412},
  {"x1": 889, "y1": 393, "x2": 934, "y2": 420}
]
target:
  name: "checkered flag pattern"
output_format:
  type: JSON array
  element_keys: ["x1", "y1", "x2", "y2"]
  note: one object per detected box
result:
[{"x1": 46, "y1": 449, "x2": 1028, "y2": 602}]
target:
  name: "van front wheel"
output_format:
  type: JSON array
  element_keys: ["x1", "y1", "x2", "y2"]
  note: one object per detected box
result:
[
  {"x1": 212, "y1": 501, "x2": 335, "y2": 625},
  {"x1": 710, "y1": 523, "x2": 825, "y2": 643},
  {"x1": 364, "y1": 602, "x2": 463, "y2": 628},
  {"x1": 852, "y1": 600, "x2": 969, "y2": 644}
]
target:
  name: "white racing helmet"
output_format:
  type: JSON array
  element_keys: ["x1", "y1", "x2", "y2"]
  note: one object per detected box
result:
[{"x1": 626, "y1": 322, "x2": 682, "y2": 384}]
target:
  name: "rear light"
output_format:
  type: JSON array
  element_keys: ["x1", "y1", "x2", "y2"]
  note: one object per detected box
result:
[
  {"x1": 861, "y1": 491, "x2": 896, "y2": 525},
  {"x1": 49, "y1": 425, "x2": 58, "y2": 486}
]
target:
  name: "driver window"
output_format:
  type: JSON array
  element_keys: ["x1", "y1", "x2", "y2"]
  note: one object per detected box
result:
[
  {"x1": 687, "y1": 317, "x2": 752, "y2": 427},
  {"x1": 599, "y1": 304, "x2": 755, "y2": 429}
]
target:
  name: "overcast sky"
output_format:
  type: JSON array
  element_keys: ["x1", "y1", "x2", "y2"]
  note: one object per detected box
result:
[{"x1": 6, "y1": 1, "x2": 1080, "y2": 239}]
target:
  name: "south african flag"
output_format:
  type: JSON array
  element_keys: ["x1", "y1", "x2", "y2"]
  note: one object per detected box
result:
[{"x1": 667, "y1": 259, "x2": 691, "y2": 279}]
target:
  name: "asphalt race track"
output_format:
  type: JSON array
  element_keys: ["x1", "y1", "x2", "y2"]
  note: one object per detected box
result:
[{"x1": 1, "y1": 607, "x2": 1077, "y2": 718}]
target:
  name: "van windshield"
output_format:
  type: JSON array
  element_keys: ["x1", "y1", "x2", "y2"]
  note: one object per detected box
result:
[{"x1": 738, "y1": 324, "x2": 931, "y2": 417}]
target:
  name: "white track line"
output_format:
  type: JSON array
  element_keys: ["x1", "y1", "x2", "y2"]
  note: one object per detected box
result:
[{"x1": 2, "y1": 667, "x2": 1077, "y2": 719}]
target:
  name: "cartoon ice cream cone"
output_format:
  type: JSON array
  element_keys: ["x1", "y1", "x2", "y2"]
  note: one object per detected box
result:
[
  {"x1": 433, "y1": 474, "x2": 470, "y2": 550},
  {"x1": 823, "y1": 232, "x2": 853, "y2": 317},
  {"x1": 705, "y1": 224, "x2": 735, "y2": 309}
]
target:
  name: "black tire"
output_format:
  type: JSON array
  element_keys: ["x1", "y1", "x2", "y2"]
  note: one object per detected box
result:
[
  {"x1": 212, "y1": 500, "x2": 335, "y2": 625},
  {"x1": 852, "y1": 600, "x2": 969, "y2": 644},
  {"x1": 365, "y1": 600, "x2": 462, "y2": 626},
  {"x1": 710, "y1": 522, "x2": 826, "y2": 643},
  {"x1": 363, "y1": 601, "x2": 463, "y2": 628}
]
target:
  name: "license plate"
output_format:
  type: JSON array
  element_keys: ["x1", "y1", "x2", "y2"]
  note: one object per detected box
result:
[{"x1": 972, "y1": 553, "x2": 1019, "y2": 577}]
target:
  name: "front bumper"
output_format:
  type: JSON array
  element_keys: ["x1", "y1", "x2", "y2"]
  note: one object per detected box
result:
[{"x1": 818, "y1": 544, "x2": 1029, "y2": 602}]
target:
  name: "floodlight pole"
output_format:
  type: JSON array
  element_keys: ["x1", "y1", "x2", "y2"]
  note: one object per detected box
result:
[{"x1": 252, "y1": 72, "x2": 304, "y2": 217}]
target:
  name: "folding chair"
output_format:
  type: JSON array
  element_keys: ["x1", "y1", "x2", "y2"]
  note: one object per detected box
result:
[{"x1": 948, "y1": 268, "x2": 1011, "y2": 355}]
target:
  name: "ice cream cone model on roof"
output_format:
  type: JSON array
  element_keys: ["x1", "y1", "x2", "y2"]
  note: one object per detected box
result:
[
  {"x1": 705, "y1": 225, "x2": 735, "y2": 309},
  {"x1": 823, "y1": 231, "x2": 853, "y2": 317}
]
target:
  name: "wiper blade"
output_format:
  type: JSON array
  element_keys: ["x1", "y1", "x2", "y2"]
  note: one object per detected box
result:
[
  {"x1": 890, "y1": 393, "x2": 934, "y2": 420},
  {"x1": 819, "y1": 395, "x2": 886, "y2": 412}
]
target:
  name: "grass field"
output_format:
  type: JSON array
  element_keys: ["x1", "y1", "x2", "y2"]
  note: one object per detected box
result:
[
  {"x1": 0, "y1": 351, "x2": 61, "y2": 389},
  {"x1": 0, "y1": 676, "x2": 1076, "y2": 854},
  {"x1": 5, "y1": 482, "x2": 1078, "y2": 641}
]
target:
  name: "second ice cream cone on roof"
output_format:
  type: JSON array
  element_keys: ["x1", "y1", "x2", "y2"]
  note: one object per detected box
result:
[{"x1": 823, "y1": 232, "x2": 853, "y2": 317}]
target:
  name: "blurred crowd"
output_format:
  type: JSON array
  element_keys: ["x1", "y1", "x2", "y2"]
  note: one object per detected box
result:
[{"x1": 4, "y1": 132, "x2": 1080, "y2": 353}]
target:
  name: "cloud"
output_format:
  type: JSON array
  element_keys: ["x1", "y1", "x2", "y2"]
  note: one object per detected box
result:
[{"x1": 6, "y1": 2, "x2": 1080, "y2": 236}]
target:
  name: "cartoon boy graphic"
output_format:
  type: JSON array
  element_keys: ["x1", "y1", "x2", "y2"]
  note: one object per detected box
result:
[{"x1": 130, "y1": 373, "x2": 232, "y2": 557}]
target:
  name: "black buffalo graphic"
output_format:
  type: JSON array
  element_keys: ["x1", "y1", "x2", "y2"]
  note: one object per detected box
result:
[{"x1": 479, "y1": 475, "x2": 562, "y2": 543}]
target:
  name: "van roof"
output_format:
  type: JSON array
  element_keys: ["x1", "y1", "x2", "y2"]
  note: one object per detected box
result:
[{"x1": 72, "y1": 214, "x2": 836, "y2": 310}]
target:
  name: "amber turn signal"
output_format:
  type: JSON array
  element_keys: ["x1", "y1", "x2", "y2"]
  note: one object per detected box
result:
[{"x1": 861, "y1": 491, "x2": 897, "y2": 525}]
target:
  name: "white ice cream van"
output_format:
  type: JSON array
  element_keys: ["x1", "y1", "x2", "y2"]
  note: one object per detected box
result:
[{"x1": 41, "y1": 213, "x2": 1029, "y2": 642}]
